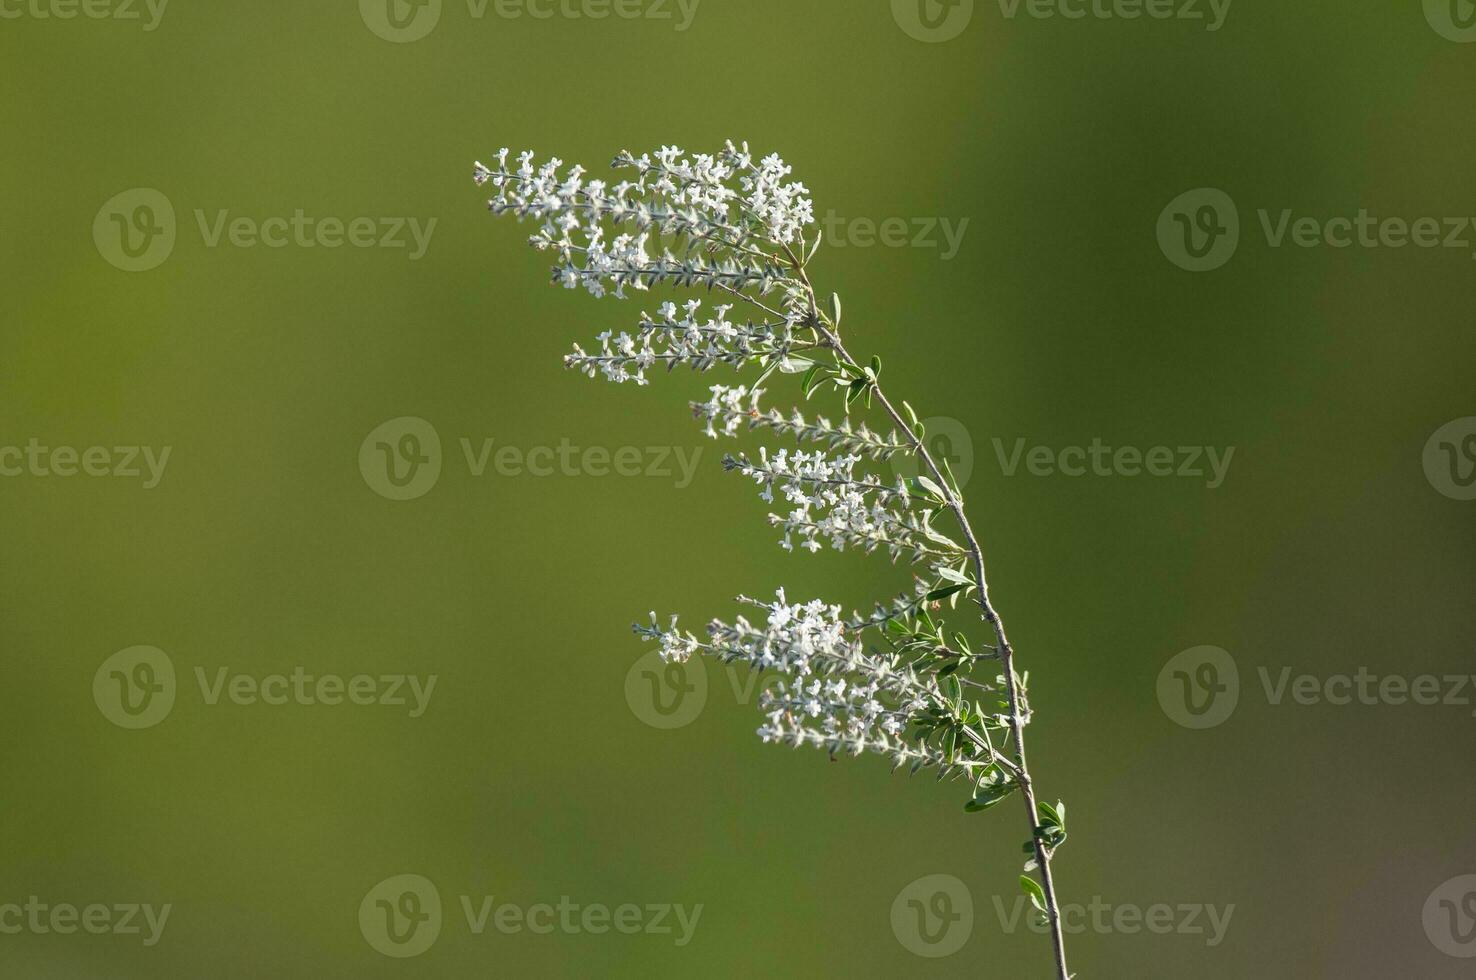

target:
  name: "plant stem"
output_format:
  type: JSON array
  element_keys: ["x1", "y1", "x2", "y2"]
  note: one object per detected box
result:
[
  {"x1": 840, "y1": 339, "x2": 1070, "y2": 979},
  {"x1": 781, "y1": 253, "x2": 1070, "y2": 979}
]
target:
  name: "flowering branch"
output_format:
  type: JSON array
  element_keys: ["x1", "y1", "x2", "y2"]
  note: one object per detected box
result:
[{"x1": 473, "y1": 141, "x2": 1073, "y2": 979}]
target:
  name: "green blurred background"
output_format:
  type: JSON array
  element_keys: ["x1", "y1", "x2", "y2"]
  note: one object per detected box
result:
[{"x1": 2, "y1": 1, "x2": 1474, "y2": 976}]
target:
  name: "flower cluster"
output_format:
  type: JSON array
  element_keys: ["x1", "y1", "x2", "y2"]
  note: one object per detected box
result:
[
  {"x1": 725, "y1": 447, "x2": 909, "y2": 507},
  {"x1": 715, "y1": 446, "x2": 949, "y2": 560},
  {"x1": 692, "y1": 398, "x2": 910, "y2": 460},
  {"x1": 480, "y1": 142, "x2": 992, "y2": 783},
  {"x1": 694, "y1": 384, "x2": 765, "y2": 438},
  {"x1": 474, "y1": 142, "x2": 813, "y2": 301},
  {"x1": 636, "y1": 590, "x2": 993, "y2": 775},
  {"x1": 563, "y1": 301, "x2": 819, "y2": 386}
]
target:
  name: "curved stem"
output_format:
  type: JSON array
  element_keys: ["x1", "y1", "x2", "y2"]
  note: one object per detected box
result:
[{"x1": 787, "y1": 255, "x2": 1070, "y2": 979}]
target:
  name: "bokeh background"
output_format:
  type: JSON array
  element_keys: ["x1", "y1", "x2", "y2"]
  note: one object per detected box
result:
[{"x1": 2, "y1": 1, "x2": 1474, "y2": 976}]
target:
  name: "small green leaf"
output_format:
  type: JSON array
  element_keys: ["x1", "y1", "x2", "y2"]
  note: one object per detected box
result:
[
  {"x1": 799, "y1": 364, "x2": 822, "y2": 393},
  {"x1": 941, "y1": 456, "x2": 963, "y2": 497},
  {"x1": 927, "y1": 583, "x2": 969, "y2": 602},
  {"x1": 965, "y1": 778, "x2": 1018, "y2": 812},
  {"x1": 943, "y1": 675, "x2": 963, "y2": 708},
  {"x1": 916, "y1": 476, "x2": 948, "y2": 500},
  {"x1": 1020, "y1": 875, "x2": 1047, "y2": 913},
  {"x1": 920, "y1": 524, "x2": 961, "y2": 550},
  {"x1": 829, "y1": 292, "x2": 842, "y2": 327}
]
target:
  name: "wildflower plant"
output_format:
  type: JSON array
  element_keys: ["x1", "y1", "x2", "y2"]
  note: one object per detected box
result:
[{"x1": 473, "y1": 143, "x2": 1074, "y2": 978}]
